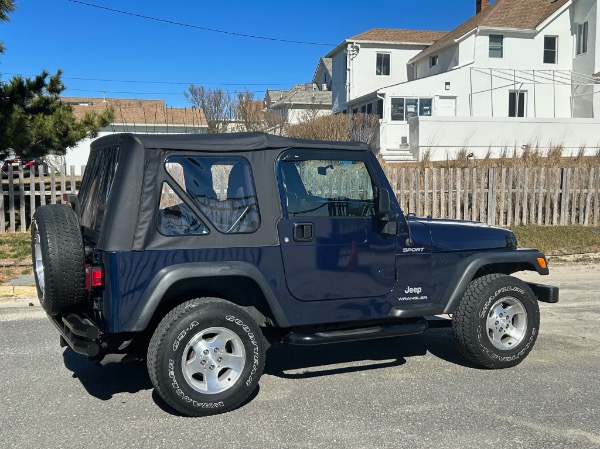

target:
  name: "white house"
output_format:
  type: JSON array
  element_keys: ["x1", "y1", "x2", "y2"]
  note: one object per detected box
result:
[
  {"x1": 325, "y1": 28, "x2": 447, "y2": 115},
  {"x1": 339, "y1": 0, "x2": 600, "y2": 161}
]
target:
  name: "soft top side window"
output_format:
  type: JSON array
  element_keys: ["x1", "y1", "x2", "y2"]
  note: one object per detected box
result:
[
  {"x1": 79, "y1": 145, "x2": 120, "y2": 231},
  {"x1": 164, "y1": 156, "x2": 260, "y2": 234}
]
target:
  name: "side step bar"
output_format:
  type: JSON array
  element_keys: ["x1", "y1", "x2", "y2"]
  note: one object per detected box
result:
[
  {"x1": 49, "y1": 313, "x2": 102, "y2": 358},
  {"x1": 282, "y1": 321, "x2": 428, "y2": 346}
]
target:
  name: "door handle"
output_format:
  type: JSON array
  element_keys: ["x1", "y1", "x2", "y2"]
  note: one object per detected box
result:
[{"x1": 293, "y1": 223, "x2": 314, "y2": 242}]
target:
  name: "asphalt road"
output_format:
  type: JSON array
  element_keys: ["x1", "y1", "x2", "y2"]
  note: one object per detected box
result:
[{"x1": 1, "y1": 265, "x2": 599, "y2": 449}]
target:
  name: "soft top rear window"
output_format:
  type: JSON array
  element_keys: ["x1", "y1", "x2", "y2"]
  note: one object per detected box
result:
[{"x1": 78, "y1": 145, "x2": 120, "y2": 231}]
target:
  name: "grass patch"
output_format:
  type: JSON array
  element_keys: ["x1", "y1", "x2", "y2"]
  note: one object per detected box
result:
[
  {"x1": 0, "y1": 232, "x2": 31, "y2": 261},
  {"x1": 0, "y1": 233, "x2": 32, "y2": 284},
  {"x1": 510, "y1": 225, "x2": 600, "y2": 255}
]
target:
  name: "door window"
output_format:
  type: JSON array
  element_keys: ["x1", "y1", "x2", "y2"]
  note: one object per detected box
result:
[{"x1": 280, "y1": 159, "x2": 375, "y2": 218}]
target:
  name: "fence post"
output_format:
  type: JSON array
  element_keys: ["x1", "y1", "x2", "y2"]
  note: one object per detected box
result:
[
  {"x1": 514, "y1": 169, "x2": 522, "y2": 226},
  {"x1": 8, "y1": 165, "x2": 16, "y2": 232},
  {"x1": 570, "y1": 168, "x2": 578, "y2": 225},
  {"x1": 594, "y1": 168, "x2": 600, "y2": 226},
  {"x1": 18, "y1": 168, "x2": 26, "y2": 231},
  {"x1": 0, "y1": 171, "x2": 5, "y2": 232},
  {"x1": 479, "y1": 168, "x2": 486, "y2": 223},
  {"x1": 448, "y1": 169, "x2": 454, "y2": 219},
  {"x1": 537, "y1": 168, "x2": 544, "y2": 225},
  {"x1": 584, "y1": 167, "x2": 594, "y2": 226},
  {"x1": 39, "y1": 166, "x2": 46, "y2": 207},
  {"x1": 432, "y1": 168, "x2": 438, "y2": 218},
  {"x1": 424, "y1": 168, "x2": 430, "y2": 218},
  {"x1": 440, "y1": 168, "x2": 445, "y2": 218},
  {"x1": 522, "y1": 168, "x2": 529, "y2": 226},
  {"x1": 560, "y1": 168, "x2": 569, "y2": 225},
  {"x1": 499, "y1": 168, "x2": 506, "y2": 226},
  {"x1": 29, "y1": 167, "x2": 36, "y2": 228},
  {"x1": 577, "y1": 169, "x2": 586, "y2": 224},
  {"x1": 455, "y1": 168, "x2": 461, "y2": 220},
  {"x1": 489, "y1": 168, "x2": 497, "y2": 226}
]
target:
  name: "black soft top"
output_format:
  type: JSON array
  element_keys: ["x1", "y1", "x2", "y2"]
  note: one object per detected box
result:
[
  {"x1": 84, "y1": 132, "x2": 374, "y2": 251},
  {"x1": 90, "y1": 132, "x2": 370, "y2": 153}
]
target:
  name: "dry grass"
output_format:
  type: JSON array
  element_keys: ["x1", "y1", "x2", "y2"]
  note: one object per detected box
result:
[
  {"x1": 380, "y1": 144, "x2": 600, "y2": 172},
  {"x1": 510, "y1": 225, "x2": 600, "y2": 256},
  {"x1": 286, "y1": 114, "x2": 380, "y2": 149},
  {"x1": 0, "y1": 232, "x2": 32, "y2": 284}
]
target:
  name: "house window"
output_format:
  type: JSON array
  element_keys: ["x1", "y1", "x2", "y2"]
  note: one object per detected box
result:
[
  {"x1": 576, "y1": 22, "x2": 588, "y2": 55},
  {"x1": 544, "y1": 36, "x2": 558, "y2": 63},
  {"x1": 376, "y1": 53, "x2": 390, "y2": 76},
  {"x1": 419, "y1": 99, "x2": 432, "y2": 116},
  {"x1": 430, "y1": 55, "x2": 438, "y2": 67},
  {"x1": 489, "y1": 34, "x2": 504, "y2": 58},
  {"x1": 509, "y1": 91, "x2": 527, "y2": 117},
  {"x1": 366, "y1": 103, "x2": 373, "y2": 114},
  {"x1": 391, "y1": 98, "x2": 433, "y2": 121},
  {"x1": 376, "y1": 99, "x2": 384, "y2": 118}
]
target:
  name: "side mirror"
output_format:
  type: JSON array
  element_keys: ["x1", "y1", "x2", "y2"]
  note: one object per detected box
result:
[{"x1": 377, "y1": 187, "x2": 392, "y2": 217}]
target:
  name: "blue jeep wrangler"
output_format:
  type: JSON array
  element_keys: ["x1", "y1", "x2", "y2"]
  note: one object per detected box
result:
[{"x1": 31, "y1": 133, "x2": 558, "y2": 416}]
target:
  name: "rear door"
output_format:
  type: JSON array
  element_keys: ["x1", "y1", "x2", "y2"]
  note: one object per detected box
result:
[{"x1": 277, "y1": 150, "x2": 396, "y2": 301}]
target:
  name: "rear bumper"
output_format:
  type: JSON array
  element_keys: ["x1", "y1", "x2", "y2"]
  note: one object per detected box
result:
[
  {"x1": 49, "y1": 313, "x2": 103, "y2": 358},
  {"x1": 527, "y1": 282, "x2": 559, "y2": 303}
]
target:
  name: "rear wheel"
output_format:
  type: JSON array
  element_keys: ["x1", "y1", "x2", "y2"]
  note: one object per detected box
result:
[
  {"x1": 147, "y1": 298, "x2": 266, "y2": 416},
  {"x1": 452, "y1": 274, "x2": 540, "y2": 369},
  {"x1": 30, "y1": 204, "x2": 86, "y2": 315}
]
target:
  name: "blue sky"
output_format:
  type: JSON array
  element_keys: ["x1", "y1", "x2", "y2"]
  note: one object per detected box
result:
[{"x1": 1, "y1": 0, "x2": 478, "y2": 107}]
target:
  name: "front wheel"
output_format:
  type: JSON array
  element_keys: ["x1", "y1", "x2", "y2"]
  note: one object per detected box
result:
[
  {"x1": 147, "y1": 298, "x2": 266, "y2": 416},
  {"x1": 452, "y1": 274, "x2": 540, "y2": 369}
]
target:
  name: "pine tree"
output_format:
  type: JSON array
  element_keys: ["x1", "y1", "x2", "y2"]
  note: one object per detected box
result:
[{"x1": 0, "y1": 0, "x2": 114, "y2": 157}]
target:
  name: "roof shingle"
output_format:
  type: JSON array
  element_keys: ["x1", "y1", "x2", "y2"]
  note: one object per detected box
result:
[
  {"x1": 348, "y1": 28, "x2": 447, "y2": 44},
  {"x1": 62, "y1": 97, "x2": 207, "y2": 127}
]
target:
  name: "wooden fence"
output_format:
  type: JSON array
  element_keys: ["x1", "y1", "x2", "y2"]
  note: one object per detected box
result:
[
  {"x1": 383, "y1": 166, "x2": 600, "y2": 227},
  {"x1": 1, "y1": 165, "x2": 81, "y2": 233},
  {"x1": 2, "y1": 165, "x2": 600, "y2": 233}
]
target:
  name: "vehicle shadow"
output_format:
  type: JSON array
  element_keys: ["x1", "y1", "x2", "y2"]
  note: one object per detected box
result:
[
  {"x1": 62, "y1": 349, "x2": 152, "y2": 401},
  {"x1": 61, "y1": 328, "x2": 475, "y2": 407},
  {"x1": 264, "y1": 327, "x2": 474, "y2": 379}
]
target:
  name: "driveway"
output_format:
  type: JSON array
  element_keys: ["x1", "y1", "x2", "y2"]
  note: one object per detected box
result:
[{"x1": 1, "y1": 265, "x2": 599, "y2": 449}]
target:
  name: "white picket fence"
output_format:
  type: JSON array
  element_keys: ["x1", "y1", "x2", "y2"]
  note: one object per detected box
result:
[{"x1": 1, "y1": 165, "x2": 82, "y2": 233}]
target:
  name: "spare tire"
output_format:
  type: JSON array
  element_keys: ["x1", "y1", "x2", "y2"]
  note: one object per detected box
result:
[{"x1": 31, "y1": 204, "x2": 86, "y2": 315}]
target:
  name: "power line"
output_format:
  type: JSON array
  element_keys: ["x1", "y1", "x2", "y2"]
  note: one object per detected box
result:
[
  {"x1": 2, "y1": 72, "x2": 294, "y2": 87},
  {"x1": 67, "y1": 0, "x2": 336, "y2": 47},
  {"x1": 65, "y1": 88, "x2": 268, "y2": 95}
]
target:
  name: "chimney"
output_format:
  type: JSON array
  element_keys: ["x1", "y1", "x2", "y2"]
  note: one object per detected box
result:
[{"x1": 476, "y1": 0, "x2": 490, "y2": 14}]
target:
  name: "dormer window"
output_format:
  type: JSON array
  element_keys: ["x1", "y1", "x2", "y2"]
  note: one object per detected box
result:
[
  {"x1": 429, "y1": 55, "x2": 439, "y2": 68},
  {"x1": 489, "y1": 34, "x2": 504, "y2": 58}
]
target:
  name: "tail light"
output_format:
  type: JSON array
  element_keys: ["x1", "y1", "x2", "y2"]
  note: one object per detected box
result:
[{"x1": 85, "y1": 264, "x2": 104, "y2": 290}]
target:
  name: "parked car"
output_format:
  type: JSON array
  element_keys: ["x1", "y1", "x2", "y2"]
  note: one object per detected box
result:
[
  {"x1": 1, "y1": 157, "x2": 46, "y2": 177},
  {"x1": 31, "y1": 132, "x2": 559, "y2": 417}
]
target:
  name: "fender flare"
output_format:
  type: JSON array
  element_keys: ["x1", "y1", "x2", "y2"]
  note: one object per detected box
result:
[
  {"x1": 122, "y1": 261, "x2": 290, "y2": 331},
  {"x1": 441, "y1": 249, "x2": 548, "y2": 314}
]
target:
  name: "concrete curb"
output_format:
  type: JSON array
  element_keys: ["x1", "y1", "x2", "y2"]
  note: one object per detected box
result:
[{"x1": 0, "y1": 285, "x2": 37, "y2": 296}]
